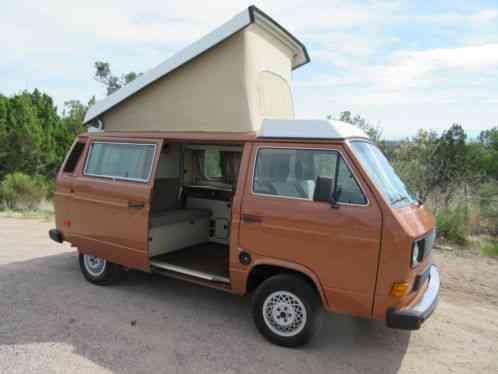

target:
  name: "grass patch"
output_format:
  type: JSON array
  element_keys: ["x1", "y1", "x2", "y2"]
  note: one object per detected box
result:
[
  {"x1": 481, "y1": 242, "x2": 498, "y2": 257},
  {"x1": 0, "y1": 200, "x2": 54, "y2": 221},
  {"x1": 0, "y1": 209, "x2": 54, "y2": 221}
]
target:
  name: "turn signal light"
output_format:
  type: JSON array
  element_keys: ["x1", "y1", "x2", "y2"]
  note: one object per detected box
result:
[{"x1": 390, "y1": 282, "x2": 409, "y2": 297}]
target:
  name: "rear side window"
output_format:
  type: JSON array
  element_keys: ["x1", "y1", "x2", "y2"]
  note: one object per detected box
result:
[
  {"x1": 63, "y1": 141, "x2": 85, "y2": 173},
  {"x1": 85, "y1": 142, "x2": 156, "y2": 182},
  {"x1": 253, "y1": 148, "x2": 367, "y2": 204},
  {"x1": 204, "y1": 150, "x2": 223, "y2": 179}
]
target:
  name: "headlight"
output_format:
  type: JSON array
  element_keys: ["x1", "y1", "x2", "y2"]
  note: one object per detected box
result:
[{"x1": 411, "y1": 242, "x2": 421, "y2": 267}]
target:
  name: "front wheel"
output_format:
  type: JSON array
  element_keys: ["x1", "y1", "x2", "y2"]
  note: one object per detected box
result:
[
  {"x1": 79, "y1": 253, "x2": 122, "y2": 285},
  {"x1": 252, "y1": 274, "x2": 320, "y2": 347}
]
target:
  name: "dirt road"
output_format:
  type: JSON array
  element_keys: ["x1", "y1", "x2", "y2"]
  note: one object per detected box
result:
[{"x1": 1, "y1": 217, "x2": 497, "y2": 373}]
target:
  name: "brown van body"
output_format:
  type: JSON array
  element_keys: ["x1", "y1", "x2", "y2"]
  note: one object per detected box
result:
[{"x1": 53, "y1": 131, "x2": 437, "y2": 323}]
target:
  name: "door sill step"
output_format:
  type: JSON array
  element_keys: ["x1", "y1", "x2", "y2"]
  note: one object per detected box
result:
[{"x1": 150, "y1": 260, "x2": 230, "y2": 284}]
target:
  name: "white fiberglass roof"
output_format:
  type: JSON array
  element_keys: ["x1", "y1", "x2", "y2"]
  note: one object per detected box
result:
[{"x1": 258, "y1": 119, "x2": 369, "y2": 140}]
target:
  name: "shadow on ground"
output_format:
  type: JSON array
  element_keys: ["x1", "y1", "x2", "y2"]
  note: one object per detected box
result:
[{"x1": 0, "y1": 252, "x2": 410, "y2": 373}]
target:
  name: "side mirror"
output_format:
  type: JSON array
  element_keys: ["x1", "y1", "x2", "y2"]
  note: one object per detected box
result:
[{"x1": 313, "y1": 176, "x2": 338, "y2": 207}]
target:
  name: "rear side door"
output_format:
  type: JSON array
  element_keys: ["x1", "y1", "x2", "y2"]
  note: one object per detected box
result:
[
  {"x1": 57, "y1": 137, "x2": 162, "y2": 271},
  {"x1": 238, "y1": 142, "x2": 382, "y2": 317}
]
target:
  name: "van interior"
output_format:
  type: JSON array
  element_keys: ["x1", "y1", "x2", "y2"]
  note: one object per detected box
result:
[{"x1": 148, "y1": 143, "x2": 242, "y2": 285}]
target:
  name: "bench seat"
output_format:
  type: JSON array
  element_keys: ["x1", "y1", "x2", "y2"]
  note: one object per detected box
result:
[
  {"x1": 150, "y1": 208, "x2": 211, "y2": 228},
  {"x1": 149, "y1": 209, "x2": 211, "y2": 257}
]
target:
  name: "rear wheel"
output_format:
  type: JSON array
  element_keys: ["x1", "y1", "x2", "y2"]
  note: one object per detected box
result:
[
  {"x1": 79, "y1": 253, "x2": 122, "y2": 285},
  {"x1": 252, "y1": 274, "x2": 320, "y2": 347}
]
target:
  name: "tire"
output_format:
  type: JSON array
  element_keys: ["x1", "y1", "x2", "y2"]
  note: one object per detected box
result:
[
  {"x1": 252, "y1": 273, "x2": 320, "y2": 347},
  {"x1": 79, "y1": 253, "x2": 122, "y2": 285}
]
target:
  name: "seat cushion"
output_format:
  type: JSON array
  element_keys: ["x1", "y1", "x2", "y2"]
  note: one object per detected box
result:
[
  {"x1": 151, "y1": 178, "x2": 180, "y2": 214},
  {"x1": 150, "y1": 209, "x2": 211, "y2": 228}
]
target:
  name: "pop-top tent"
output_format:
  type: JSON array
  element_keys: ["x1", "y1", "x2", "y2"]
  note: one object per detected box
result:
[{"x1": 84, "y1": 6, "x2": 310, "y2": 133}]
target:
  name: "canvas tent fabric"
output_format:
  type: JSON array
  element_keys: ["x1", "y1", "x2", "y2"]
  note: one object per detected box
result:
[{"x1": 84, "y1": 6, "x2": 309, "y2": 133}]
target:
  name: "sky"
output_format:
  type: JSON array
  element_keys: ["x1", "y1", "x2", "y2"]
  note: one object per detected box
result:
[{"x1": 2, "y1": 0, "x2": 498, "y2": 139}]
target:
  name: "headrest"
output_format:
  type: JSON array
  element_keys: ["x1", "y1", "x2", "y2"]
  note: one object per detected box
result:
[
  {"x1": 270, "y1": 154, "x2": 290, "y2": 182},
  {"x1": 295, "y1": 154, "x2": 315, "y2": 180}
]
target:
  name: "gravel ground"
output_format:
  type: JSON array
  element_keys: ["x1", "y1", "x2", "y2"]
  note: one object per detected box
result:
[{"x1": 1, "y1": 217, "x2": 497, "y2": 374}]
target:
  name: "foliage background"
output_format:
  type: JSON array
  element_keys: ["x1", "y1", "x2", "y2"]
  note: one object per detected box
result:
[
  {"x1": 0, "y1": 64, "x2": 497, "y2": 247},
  {"x1": 334, "y1": 111, "x2": 498, "y2": 243}
]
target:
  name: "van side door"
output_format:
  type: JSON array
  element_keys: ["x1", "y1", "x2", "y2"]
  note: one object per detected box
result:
[
  {"x1": 238, "y1": 142, "x2": 382, "y2": 317},
  {"x1": 60, "y1": 137, "x2": 162, "y2": 271}
]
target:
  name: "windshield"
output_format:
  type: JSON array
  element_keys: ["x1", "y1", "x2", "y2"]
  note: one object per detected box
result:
[{"x1": 350, "y1": 141, "x2": 416, "y2": 207}]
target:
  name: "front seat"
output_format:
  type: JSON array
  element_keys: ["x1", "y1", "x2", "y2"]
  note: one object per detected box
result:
[{"x1": 294, "y1": 160, "x2": 315, "y2": 199}]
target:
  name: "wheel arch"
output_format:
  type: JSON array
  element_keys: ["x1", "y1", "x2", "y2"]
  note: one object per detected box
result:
[{"x1": 245, "y1": 259, "x2": 329, "y2": 309}]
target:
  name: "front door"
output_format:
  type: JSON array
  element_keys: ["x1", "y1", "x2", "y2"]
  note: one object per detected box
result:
[
  {"x1": 60, "y1": 137, "x2": 162, "y2": 271},
  {"x1": 238, "y1": 142, "x2": 382, "y2": 317}
]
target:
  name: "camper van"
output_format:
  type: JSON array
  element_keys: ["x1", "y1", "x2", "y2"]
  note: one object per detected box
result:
[{"x1": 50, "y1": 6, "x2": 439, "y2": 347}]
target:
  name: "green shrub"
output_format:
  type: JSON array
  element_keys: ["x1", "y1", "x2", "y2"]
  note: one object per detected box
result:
[
  {"x1": 436, "y1": 203, "x2": 471, "y2": 245},
  {"x1": 0, "y1": 172, "x2": 47, "y2": 211},
  {"x1": 33, "y1": 175, "x2": 55, "y2": 199},
  {"x1": 480, "y1": 182, "x2": 498, "y2": 235},
  {"x1": 481, "y1": 242, "x2": 498, "y2": 257}
]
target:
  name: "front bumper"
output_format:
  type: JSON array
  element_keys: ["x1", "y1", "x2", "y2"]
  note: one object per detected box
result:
[{"x1": 386, "y1": 265, "x2": 440, "y2": 330}]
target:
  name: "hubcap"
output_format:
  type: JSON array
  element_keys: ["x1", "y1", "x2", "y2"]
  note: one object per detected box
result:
[
  {"x1": 262, "y1": 291, "x2": 307, "y2": 337},
  {"x1": 83, "y1": 255, "x2": 107, "y2": 277}
]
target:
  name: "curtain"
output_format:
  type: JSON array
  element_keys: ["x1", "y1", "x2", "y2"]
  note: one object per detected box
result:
[
  {"x1": 192, "y1": 150, "x2": 206, "y2": 183},
  {"x1": 223, "y1": 152, "x2": 241, "y2": 185}
]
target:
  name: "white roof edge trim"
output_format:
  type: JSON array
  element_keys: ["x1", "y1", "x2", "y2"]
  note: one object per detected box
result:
[
  {"x1": 84, "y1": 6, "x2": 309, "y2": 125},
  {"x1": 252, "y1": 11, "x2": 306, "y2": 68},
  {"x1": 258, "y1": 119, "x2": 369, "y2": 140}
]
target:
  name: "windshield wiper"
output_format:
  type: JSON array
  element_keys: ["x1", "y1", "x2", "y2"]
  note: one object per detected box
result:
[{"x1": 391, "y1": 195, "x2": 409, "y2": 205}]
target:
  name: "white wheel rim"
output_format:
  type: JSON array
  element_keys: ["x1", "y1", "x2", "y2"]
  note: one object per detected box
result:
[
  {"x1": 262, "y1": 291, "x2": 307, "y2": 337},
  {"x1": 83, "y1": 255, "x2": 107, "y2": 277}
]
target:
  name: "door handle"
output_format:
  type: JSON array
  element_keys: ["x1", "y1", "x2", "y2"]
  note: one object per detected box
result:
[
  {"x1": 128, "y1": 202, "x2": 145, "y2": 209},
  {"x1": 242, "y1": 214, "x2": 262, "y2": 224}
]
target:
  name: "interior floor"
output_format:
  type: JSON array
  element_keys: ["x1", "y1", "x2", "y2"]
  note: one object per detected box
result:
[{"x1": 150, "y1": 242, "x2": 229, "y2": 280}]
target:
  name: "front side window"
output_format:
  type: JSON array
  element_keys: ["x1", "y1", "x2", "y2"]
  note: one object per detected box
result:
[
  {"x1": 253, "y1": 148, "x2": 367, "y2": 204},
  {"x1": 351, "y1": 141, "x2": 415, "y2": 207},
  {"x1": 85, "y1": 142, "x2": 156, "y2": 182},
  {"x1": 335, "y1": 157, "x2": 368, "y2": 204}
]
